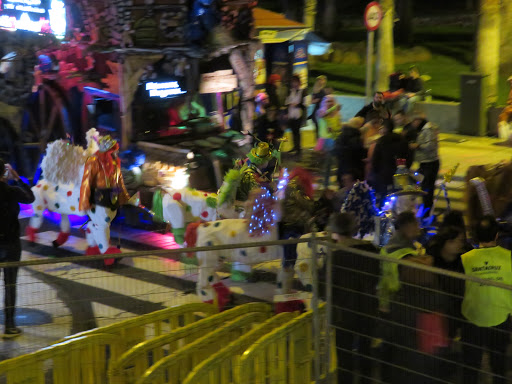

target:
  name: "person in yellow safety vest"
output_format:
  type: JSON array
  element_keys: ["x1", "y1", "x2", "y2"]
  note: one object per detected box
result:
[
  {"x1": 377, "y1": 211, "x2": 439, "y2": 384},
  {"x1": 460, "y1": 215, "x2": 512, "y2": 384},
  {"x1": 378, "y1": 211, "x2": 433, "y2": 312}
]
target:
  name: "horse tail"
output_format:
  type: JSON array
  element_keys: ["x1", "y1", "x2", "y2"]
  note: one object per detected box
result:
[{"x1": 185, "y1": 222, "x2": 201, "y2": 248}]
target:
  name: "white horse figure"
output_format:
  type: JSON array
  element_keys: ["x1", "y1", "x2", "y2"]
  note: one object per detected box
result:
[
  {"x1": 186, "y1": 217, "x2": 282, "y2": 307},
  {"x1": 26, "y1": 129, "x2": 99, "y2": 246},
  {"x1": 152, "y1": 187, "x2": 218, "y2": 245},
  {"x1": 26, "y1": 129, "x2": 123, "y2": 260},
  {"x1": 182, "y1": 186, "x2": 285, "y2": 308}
]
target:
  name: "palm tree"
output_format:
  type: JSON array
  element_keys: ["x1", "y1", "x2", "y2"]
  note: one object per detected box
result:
[
  {"x1": 476, "y1": 0, "x2": 501, "y2": 105},
  {"x1": 376, "y1": 0, "x2": 395, "y2": 92},
  {"x1": 500, "y1": 0, "x2": 512, "y2": 76},
  {"x1": 320, "y1": 0, "x2": 337, "y2": 40},
  {"x1": 303, "y1": 0, "x2": 317, "y2": 30},
  {"x1": 395, "y1": 0, "x2": 413, "y2": 46}
]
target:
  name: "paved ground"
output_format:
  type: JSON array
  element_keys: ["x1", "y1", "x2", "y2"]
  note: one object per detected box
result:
[{"x1": 0, "y1": 131, "x2": 510, "y2": 360}]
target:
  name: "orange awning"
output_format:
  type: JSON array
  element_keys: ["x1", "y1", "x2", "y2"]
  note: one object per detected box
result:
[
  {"x1": 253, "y1": 8, "x2": 307, "y2": 29},
  {"x1": 253, "y1": 8, "x2": 309, "y2": 43}
]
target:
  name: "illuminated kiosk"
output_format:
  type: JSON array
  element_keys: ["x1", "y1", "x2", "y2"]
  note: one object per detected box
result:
[{"x1": 253, "y1": 8, "x2": 311, "y2": 91}]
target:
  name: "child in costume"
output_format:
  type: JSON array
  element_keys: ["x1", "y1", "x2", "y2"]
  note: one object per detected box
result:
[{"x1": 277, "y1": 167, "x2": 315, "y2": 291}]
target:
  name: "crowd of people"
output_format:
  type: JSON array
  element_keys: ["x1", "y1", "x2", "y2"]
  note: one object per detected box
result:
[
  {"x1": 249, "y1": 71, "x2": 512, "y2": 383},
  {"x1": 327, "y1": 210, "x2": 512, "y2": 384},
  {"x1": 251, "y1": 70, "x2": 434, "y2": 214}
]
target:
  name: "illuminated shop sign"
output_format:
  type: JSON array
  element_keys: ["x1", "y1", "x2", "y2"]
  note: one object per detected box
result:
[
  {"x1": 145, "y1": 81, "x2": 186, "y2": 98},
  {"x1": 0, "y1": 0, "x2": 66, "y2": 37}
]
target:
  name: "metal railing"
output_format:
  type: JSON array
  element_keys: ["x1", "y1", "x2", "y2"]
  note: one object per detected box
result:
[{"x1": 1, "y1": 235, "x2": 512, "y2": 383}]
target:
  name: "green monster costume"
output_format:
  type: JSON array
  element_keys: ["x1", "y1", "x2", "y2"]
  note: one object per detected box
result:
[{"x1": 217, "y1": 142, "x2": 279, "y2": 212}]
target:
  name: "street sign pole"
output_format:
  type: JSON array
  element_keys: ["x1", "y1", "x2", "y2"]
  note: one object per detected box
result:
[
  {"x1": 365, "y1": 30, "x2": 374, "y2": 102},
  {"x1": 364, "y1": 1, "x2": 383, "y2": 102}
]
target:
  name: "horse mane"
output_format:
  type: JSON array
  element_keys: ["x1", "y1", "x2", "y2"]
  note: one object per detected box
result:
[{"x1": 41, "y1": 129, "x2": 99, "y2": 185}]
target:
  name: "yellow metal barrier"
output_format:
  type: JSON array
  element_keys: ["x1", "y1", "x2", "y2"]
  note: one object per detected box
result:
[
  {"x1": 135, "y1": 311, "x2": 270, "y2": 384},
  {"x1": 0, "y1": 333, "x2": 121, "y2": 384},
  {"x1": 238, "y1": 306, "x2": 337, "y2": 384},
  {"x1": 60, "y1": 303, "x2": 217, "y2": 357},
  {"x1": 183, "y1": 312, "x2": 298, "y2": 384},
  {"x1": 109, "y1": 302, "x2": 270, "y2": 384}
]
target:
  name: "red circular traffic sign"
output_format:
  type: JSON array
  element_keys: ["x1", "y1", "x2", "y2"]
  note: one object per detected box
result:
[{"x1": 364, "y1": 1, "x2": 383, "y2": 31}]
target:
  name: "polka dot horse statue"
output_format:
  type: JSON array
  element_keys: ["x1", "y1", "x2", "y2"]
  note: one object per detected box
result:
[
  {"x1": 185, "y1": 187, "x2": 282, "y2": 309},
  {"x1": 26, "y1": 129, "x2": 125, "y2": 261},
  {"x1": 26, "y1": 129, "x2": 99, "y2": 247},
  {"x1": 151, "y1": 188, "x2": 218, "y2": 245}
]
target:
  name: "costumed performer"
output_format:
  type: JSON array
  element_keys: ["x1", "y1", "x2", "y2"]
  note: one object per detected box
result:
[
  {"x1": 79, "y1": 135, "x2": 130, "y2": 258},
  {"x1": 217, "y1": 141, "x2": 279, "y2": 218},
  {"x1": 275, "y1": 167, "x2": 315, "y2": 313}
]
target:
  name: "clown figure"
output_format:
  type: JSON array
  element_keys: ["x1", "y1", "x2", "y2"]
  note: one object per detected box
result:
[{"x1": 79, "y1": 136, "x2": 130, "y2": 256}]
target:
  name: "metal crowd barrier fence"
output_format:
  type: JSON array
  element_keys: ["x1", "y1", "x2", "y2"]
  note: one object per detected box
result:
[
  {"x1": 108, "y1": 303, "x2": 270, "y2": 384},
  {"x1": 60, "y1": 303, "x2": 217, "y2": 353},
  {"x1": 313, "y1": 239, "x2": 512, "y2": 384},
  {"x1": 2, "y1": 234, "x2": 512, "y2": 383},
  {"x1": 182, "y1": 311, "x2": 297, "y2": 384},
  {"x1": 135, "y1": 311, "x2": 269, "y2": 384},
  {"x1": 4, "y1": 239, "x2": 303, "y2": 359},
  {"x1": 0, "y1": 333, "x2": 122, "y2": 383},
  {"x1": 238, "y1": 304, "x2": 336, "y2": 384}
]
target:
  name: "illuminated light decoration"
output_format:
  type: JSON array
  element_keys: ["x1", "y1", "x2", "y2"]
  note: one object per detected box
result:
[
  {"x1": 0, "y1": 0, "x2": 66, "y2": 36},
  {"x1": 43, "y1": 210, "x2": 88, "y2": 227},
  {"x1": 248, "y1": 188, "x2": 277, "y2": 237},
  {"x1": 146, "y1": 81, "x2": 186, "y2": 99},
  {"x1": 277, "y1": 168, "x2": 289, "y2": 191},
  {"x1": 48, "y1": 0, "x2": 66, "y2": 38},
  {"x1": 0, "y1": 13, "x2": 44, "y2": 32}
]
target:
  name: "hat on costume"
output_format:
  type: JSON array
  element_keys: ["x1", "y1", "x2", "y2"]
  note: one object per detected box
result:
[
  {"x1": 98, "y1": 135, "x2": 117, "y2": 152},
  {"x1": 247, "y1": 142, "x2": 273, "y2": 165}
]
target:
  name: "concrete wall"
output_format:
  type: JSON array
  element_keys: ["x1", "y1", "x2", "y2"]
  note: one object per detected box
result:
[
  {"x1": 329, "y1": 94, "x2": 461, "y2": 133},
  {"x1": 308, "y1": 94, "x2": 503, "y2": 136},
  {"x1": 416, "y1": 100, "x2": 460, "y2": 134}
]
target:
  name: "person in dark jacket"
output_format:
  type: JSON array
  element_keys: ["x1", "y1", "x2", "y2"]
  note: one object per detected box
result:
[
  {"x1": 0, "y1": 160, "x2": 35, "y2": 338},
  {"x1": 255, "y1": 106, "x2": 281, "y2": 145},
  {"x1": 335, "y1": 120, "x2": 366, "y2": 183},
  {"x1": 266, "y1": 73, "x2": 283, "y2": 110},
  {"x1": 371, "y1": 119, "x2": 409, "y2": 204},
  {"x1": 394, "y1": 110, "x2": 416, "y2": 168},
  {"x1": 399, "y1": 66, "x2": 425, "y2": 113},
  {"x1": 321, "y1": 212, "x2": 380, "y2": 384},
  {"x1": 355, "y1": 91, "x2": 391, "y2": 122},
  {"x1": 426, "y1": 226, "x2": 467, "y2": 340}
]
